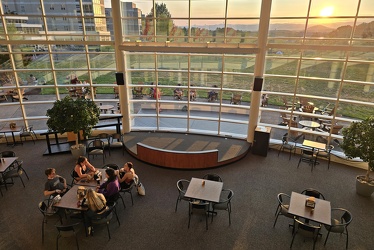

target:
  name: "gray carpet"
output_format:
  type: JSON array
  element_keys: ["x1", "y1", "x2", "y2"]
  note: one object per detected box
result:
[{"x1": 0, "y1": 135, "x2": 373, "y2": 250}]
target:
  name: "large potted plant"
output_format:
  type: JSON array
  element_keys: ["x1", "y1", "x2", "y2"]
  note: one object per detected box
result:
[
  {"x1": 46, "y1": 96, "x2": 100, "y2": 158},
  {"x1": 340, "y1": 116, "x2": 374, "y2": 197}
]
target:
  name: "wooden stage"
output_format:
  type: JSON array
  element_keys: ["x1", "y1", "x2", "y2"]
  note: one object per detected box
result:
[{"x1": 123, "y1": 131, "x2": 251, "y2": 169}]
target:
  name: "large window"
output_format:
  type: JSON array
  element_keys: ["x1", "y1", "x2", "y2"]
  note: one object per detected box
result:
[{"x1": 1, "y1": 0, "x2": 374, "y2": 154}]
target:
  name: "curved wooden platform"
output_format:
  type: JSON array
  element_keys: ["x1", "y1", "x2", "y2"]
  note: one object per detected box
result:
[{"x1": 124, "y1": 132, "x2": 250, "y2": 169}]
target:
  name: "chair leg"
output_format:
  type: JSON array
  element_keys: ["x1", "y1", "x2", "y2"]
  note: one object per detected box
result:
[
  {"x1": 19, "y1": 175, "x2": 25, "y2": 187},
  {"x1": 273, "y1": 212, "x2": 280, "y2": 227},
  {"x1": 175, "y1": 197, "x2": 180, "y2": 212},
  {"x1": 129, "y1": 191, "x2": 134, "y2": 206},
  {"x1": 22, "y1": 168, "x2": 30, "y2": 180},
  {"x1": 324, "y1": 230, "x2": 331, "y2": 246},
  {"x1": 106, "y1": 223, "x2": 111, "y2": 240},
  {"x1": 56, "y1": 234, "x2": 60, "y2": 250}
]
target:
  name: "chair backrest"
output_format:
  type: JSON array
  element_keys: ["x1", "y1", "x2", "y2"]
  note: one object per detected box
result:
[
  {"x1": 177, "y1": 179, "x2": 190, "y2": 194},
  {"x1": 330, "y1": 124, "x2": 343, "y2": 134},
  {"x1": 203, "y1": 173, "x2": 223, "y2": 182},
  {"x1": 331, "y1": 208, "x2": 352, "y2": 226},
  {"x1": 1, "y1": 151, "x2": 16, "y2": 157},
  {"x1": 103, "y1": 164, "x2": 119, "y2": 170},
  {"x1": 220, "y1": 189, "x2": 234, "y2": 204},
  {"x1": 90, "y1": 139, "x2": 104, "y2": 148},
  {"x1": 294, "y1": 218, "x2": 321, "y2": 238},
  {"x1": 301, "y1": 188, "x2": 325, "y2": 200},
  {"x1": 110, "y1": 133, "x2": 123, "y2": 142},
  {"x1": 277, "y1": 193, "x2": 290, "y2": 207},
  {"x1": 55, "y1": 222, "x2": 80, "y2": 233}
]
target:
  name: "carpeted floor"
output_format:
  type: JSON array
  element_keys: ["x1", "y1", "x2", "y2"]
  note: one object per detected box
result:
[{"x1": 0, "y1": 133, "x2": 373, "y2": 250}]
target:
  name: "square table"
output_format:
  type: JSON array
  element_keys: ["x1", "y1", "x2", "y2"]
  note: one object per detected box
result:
[
  {"x1": 184, "y1": 177, "x2": 223, "y2": 203},
  {"x1": 53, "y1": 185, "x2": 89, "y2": 212},
  {"x1": 75, "y1": 168, "x2": 106, "y2": 187},
  {"x1": 0, "y1": 157, "x2": 18, "y2": 173},
  {"x1": 0, "y1": 126, "x2": 23, "y2": 146},
  {"x1": 288, "y1": 191, "x2": 331, "y2": 226},
  {"x1": 302, "y1": 139, "x2": 326, "y2": 151}
]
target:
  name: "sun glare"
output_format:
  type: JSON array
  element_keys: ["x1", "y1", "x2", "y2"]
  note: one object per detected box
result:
[{"x1": 320, "y1": 6, "x2": 334, "y2": 17}]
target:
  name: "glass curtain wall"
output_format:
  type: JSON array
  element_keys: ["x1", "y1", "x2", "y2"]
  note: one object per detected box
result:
[{"x1": 1, "y1": 0, "x2": 374, "y2": 154}]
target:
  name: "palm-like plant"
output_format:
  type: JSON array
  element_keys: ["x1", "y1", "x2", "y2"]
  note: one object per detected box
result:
[
  {"x1": 341, "y1": 116, "x2": 374, "y2": 183},
  {"x1": 46, "y1": 96, "x2": 100, "y2": 148}
]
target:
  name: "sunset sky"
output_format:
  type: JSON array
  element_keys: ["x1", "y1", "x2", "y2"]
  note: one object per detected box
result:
[{"x1": 105, "y1": 0, "x2": 374, "y2": 24}]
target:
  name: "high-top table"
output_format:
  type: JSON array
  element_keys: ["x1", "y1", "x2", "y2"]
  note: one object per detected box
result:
[
  {"x1": 302, "y1": 139, "x2": 326, "y2": 151},
  {"x1": 184, "y1": 177, "x2": 223, "y2": 203},
  {"x1": 0, "y1": 126, "x2": 23, "y2": 146},
  {"x1": 288, "y1": 191, "x2": 331, "y2": 226}
]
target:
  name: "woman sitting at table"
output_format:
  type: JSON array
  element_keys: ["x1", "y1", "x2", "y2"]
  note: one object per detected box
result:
[
  {"x1": 97, "y1": 168, "x2": 120, "y2": 199},
  {"x1": 73, "y1": 156, "x2": 96, "y2": 181},
  {"x1": 116, "y1": 162, "x2": 137, "y2": 189},
  {"x1": 82, "y1": 188, "x2": 108, "y2": 236}
]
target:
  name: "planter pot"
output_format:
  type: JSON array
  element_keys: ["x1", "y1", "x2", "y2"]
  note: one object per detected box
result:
[
  {"x1": 356, "y1": 175, "x2": 374, "y2": 197},
  {"x1": 70, "y1": 144, "x2": 86, "y2": 159}
]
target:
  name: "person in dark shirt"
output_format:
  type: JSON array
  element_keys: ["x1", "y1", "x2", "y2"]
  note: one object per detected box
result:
[{"x1": 44, "y1": 168, "x2": 67, "y2": 197}]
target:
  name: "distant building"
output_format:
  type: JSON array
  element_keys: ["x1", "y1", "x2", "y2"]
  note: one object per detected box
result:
[{"x1": 1, "y1": 0, "x2": 110, "y2": 41}]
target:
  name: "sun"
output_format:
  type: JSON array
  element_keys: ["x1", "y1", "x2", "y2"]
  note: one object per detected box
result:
[{"x1": 320, "y1": 6, "x2": 334, "y2": 17}]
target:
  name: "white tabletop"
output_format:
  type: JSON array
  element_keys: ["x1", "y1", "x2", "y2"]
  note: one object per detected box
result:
[{"x1": 184, "y1": 177, "x2": 223, "y2": 203}]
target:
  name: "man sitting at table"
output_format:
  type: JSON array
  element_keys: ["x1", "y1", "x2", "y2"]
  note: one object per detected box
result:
[{"x1": 44, "y1": 168, "x2": 68, "y2": 197}]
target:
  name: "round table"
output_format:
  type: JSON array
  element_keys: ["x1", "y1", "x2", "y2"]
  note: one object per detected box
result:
[
  {"x1": 98, "y1": 105, "x2": 114, "y2": 114},
  {"x1": 299, "y1": 120, "x2": 320, "y2": 130}
]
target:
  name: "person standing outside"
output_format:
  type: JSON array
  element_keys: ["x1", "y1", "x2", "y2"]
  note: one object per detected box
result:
[{"x1": 44, "y1": 168, "x2": 68, "y2": 197}]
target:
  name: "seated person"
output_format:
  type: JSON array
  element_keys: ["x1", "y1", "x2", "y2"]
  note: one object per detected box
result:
[
  {"x1": 73, "y1": 156, "x2": 96, "y2": 182},
  {"x1": 97, "y1": 168, "x2": 120, "y2": 199},
  {"x1": 189, "y1": 84, "x2": 197, "y2": 101},
  {"x1": 149, "y1": 82, "x2": 155, "y2": 97},
  {"x1": 116, "y1": 162, "x2": 137, "y2": 189},
  {"x1": 174, "y1": 84, "x2": 183, "y2": 100},
  {"x1": 44, "y1": 168, "x2": 68, "y2": 197},
  {"x1": 261, "y1": 93, "x2": 269, "y2": 107},
  {"x1": 82, "y1": 188, "x2": 108, "y2": 235},
  {"x1": 208, "y1": 85, "x2": 218, "y2": 101}
]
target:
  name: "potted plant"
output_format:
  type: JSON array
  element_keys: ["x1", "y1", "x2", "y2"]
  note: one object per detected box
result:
[
  {"x1": 46, "y1": 96, "x2": 100, "y2": 158},
  {"x1": 340, "y1": 116, "x2": 374, "y2": 197}
]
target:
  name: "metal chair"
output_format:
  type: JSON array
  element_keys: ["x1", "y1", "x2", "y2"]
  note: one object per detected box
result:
[
  {"x1": 301, "y1": 188, "x2": 325, "y2": 200},
  {"x1": 87, "y1": 139, "x2": 106, "y2": 164},
  {"x1": 202, "y1": 173, "x2": 223, "y2": 182},
  {"x1": 211, "y1": 189, "x2": 234, "y2": 225},
  {"x1": 96, "y1": 133, "x2": 111, "y2": 155},
  {"x1": 175, "y1": 179, "x2": 190, "y2": 212},
  {"x1": 55, "y1": 221, "x2": 81, "y2": 250},
  {"x1": 0, "y1": 151, "x2": 16, "y2": 157},
  {"x1": 230, "y1": 93, "x2": 242, "y2": 105},
  {"x1": 297, "y1": 148, "x2": 318, "y2": 171},
  {"x1": 324, "y1": 208, "x2": 352, "y2": 249},
  {"x1": 290, "y1": 218, "x2": 321, "y2": 250},
  {"x1": 273, "y1": 193, "x2": 294, "y2": 228},
  {"x1": 188, "y1": 201, "x2": 210, "y2": 230},
  {"x1": 316, "y1": 145, "x2": 334, "y2": 169},
  {"x1": 38, "y1": 198, "x2": 63, "y2": 243},
  {"x1": 109, "y1": 133, "x2": 125, "y2": 155},
  {"x1": 2, "y1": 160, "x2": 29, "y2": 188},
  {"x1": 91, "y1": 201, "x2": 120, "y2": 240},
  {"x1": 119, "y1": 175, "x2": 138, "y2": 208},
  {"x1": 20, "y1": 125, "x2": 37, "y2": 144}
]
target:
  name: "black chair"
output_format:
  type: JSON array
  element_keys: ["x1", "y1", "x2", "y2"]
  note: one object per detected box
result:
[
  {"x1": 103, "y1": 163, "x2": 120, "y2": 170},
  {"x1": 202, "y1": 173, "x2": 223, "y2": 182},
  {"x1": 119, "y1": 175, "x2": 138, "y2": 207},
  {"x1": 70, "y1": 170, "x2": 79, "y2": 186},
  {"x1": 0, "y1": 151, "x2": 16, "y2": 158},
  {"x1": 273, "y1": 193, "x2": 294, "y2": 228},
  {"x1": 301, "y1": 188, "x2": 325, "y2": 200},
  {"x1": 38, "y1": 198, "x2": 63, "y2": 243},
  {"x1": 55, "y1": 221, "x2": 81, "y2": 250},
  {"x1": 297, "y1": 148, "x2": 317, "y2": 171},
  {"x1": 290, "y1": 218, "x2": 321, "y2": 250},
  {"x1": 324, "y1": 208, "x2": 352, "y2": 249},
  {"x1": 2, "y1": 160, "x2": 29, "y2": 188},
  {"x1": 175, "y1": 179, "x2": 190, "y2": 212},
  {"x1": 107, "y1": 192, "x2": 125, "y2": 210},
  {"x1": 188, "y1": 201, "x2": 209, "y2": 230},
  {"x1": 109, "y1": 133, "x2": 125, "y2": 155},
  {"x1": 91, "y1": 201, "x2": 120, "y2": 240},
  {"x1": 316, "y1": 145, "x2": 334, "y2": 169},
  {"x1": 20, "y1": 125, "x2": 37, "y2": 144},
  {"x1": 96, "y1": 133, "x2": 111, "y2": 155},
  {"x1": 87, "y1": 139, "x2": 106, "y2": 164},
  {"x1": 211, "y1": 189, "x2": 234, "y2": 225},
  {"x1": 278, "y1": 133, "x2": 299, "y2": 160}
]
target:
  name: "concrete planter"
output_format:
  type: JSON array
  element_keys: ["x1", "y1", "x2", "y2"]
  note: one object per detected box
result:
[{"x1": 356, "y1": 175, "x2": 374, "y2": 197}]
